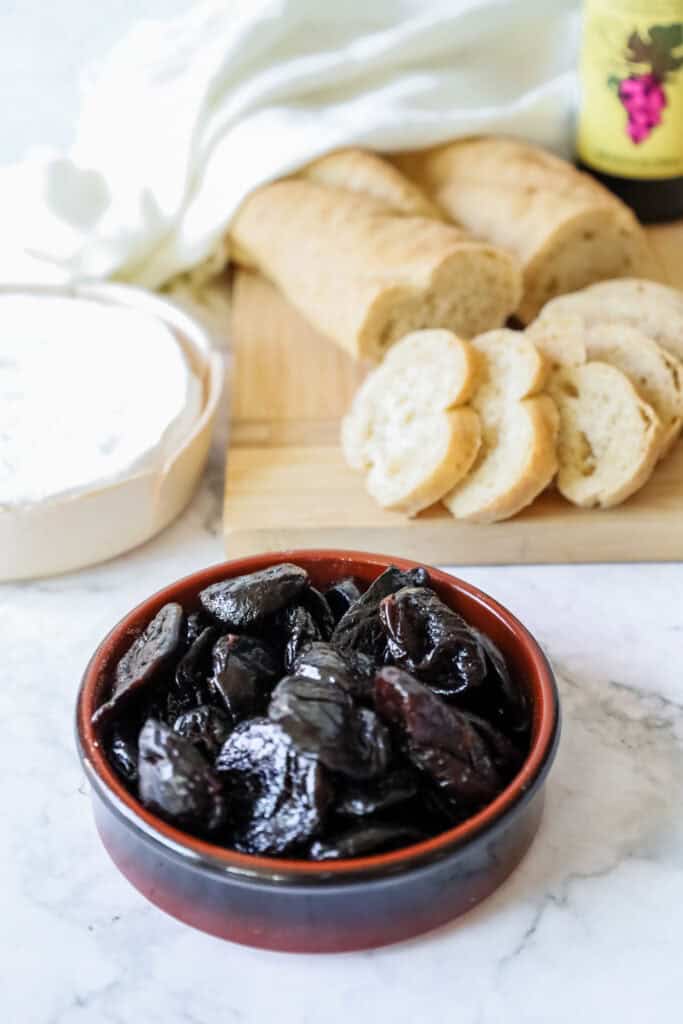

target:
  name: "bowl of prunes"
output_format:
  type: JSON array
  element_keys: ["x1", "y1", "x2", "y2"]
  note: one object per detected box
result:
[{"x1": 76, "y1": 550, "x2": 560, "y2": 953}]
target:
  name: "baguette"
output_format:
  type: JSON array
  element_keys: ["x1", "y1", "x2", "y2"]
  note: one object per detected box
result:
[
  {"x1": 443, "y1": 329, "x2": 559, "y2": 523},
  {"x1": 230, "y1": 179, "x2": 522, "y2": 361},
  {"x1": 299, "y1": 148, "x2": 442, "y2": 219},
  {"x1": 393, "y1": 138, "x2": 659, "y2": 323},
  {"x1": 547, "y1": 362, "x2": 661, "y2": 508},
  {"x1": 341, "y1": 329, "x2": 481, "y2": 515}
]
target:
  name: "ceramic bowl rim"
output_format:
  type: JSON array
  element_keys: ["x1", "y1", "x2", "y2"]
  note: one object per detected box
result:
[{"x1": 75, "y1": 549, "x2": 560, "y2": 887}]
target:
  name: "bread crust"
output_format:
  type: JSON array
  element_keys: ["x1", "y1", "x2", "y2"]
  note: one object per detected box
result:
[
  {"x1": 547, "y1": 362, "x2": 662, "y2": 508},
  {"x1": 299, "y1": 148, "x2": 442, "y2": 219},
  {"x1": 393, "y1": 138, "x2": 660, "y2": 322},
  {"x1": 230, "y1": 179, "x2": 522, "y2": 361}
]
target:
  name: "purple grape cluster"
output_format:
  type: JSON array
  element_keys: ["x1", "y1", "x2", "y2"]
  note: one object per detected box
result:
[{"x1": 618, "y1": 73, "x2": 667, "y2": 143}]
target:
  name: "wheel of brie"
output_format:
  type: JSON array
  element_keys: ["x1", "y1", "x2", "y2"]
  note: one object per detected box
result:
[{"x1": 0, "y1": 285, "x2": 223, "y2": 580}]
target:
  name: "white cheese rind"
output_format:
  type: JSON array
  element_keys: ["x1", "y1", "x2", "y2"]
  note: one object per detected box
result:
[
  {"x1": 0, "y1": 294, "x2": 202, "y2": 507},
  {"x1": 0, "y1": 285, "x2": 223, "y2": 580}
]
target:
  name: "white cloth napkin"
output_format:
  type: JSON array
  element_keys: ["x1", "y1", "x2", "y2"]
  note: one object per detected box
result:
[{"x1": 0, "y1": 0, "x2": 579, "y2": 289}]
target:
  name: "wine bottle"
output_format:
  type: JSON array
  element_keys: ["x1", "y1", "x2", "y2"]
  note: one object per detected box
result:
[{"x1": 577, "y1": 0, "x2": 683, "y2": 222}]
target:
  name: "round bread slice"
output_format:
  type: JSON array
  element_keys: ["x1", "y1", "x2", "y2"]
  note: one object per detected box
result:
[
  {"x1": 443, "y1": 329, "x2": 558, "y2": 523},
  {"x1": 531, "y1": 279, "x2": 683, "y2": 362},
  {"x1": 547, "y1": 362, "x2": 662, "y2": 508},
  {"x1": 528, "y1": 318, "x2": 683, "y2": 456},
  {"x1": 341, "y1": 329, "x2": 481, "y2": 516}
]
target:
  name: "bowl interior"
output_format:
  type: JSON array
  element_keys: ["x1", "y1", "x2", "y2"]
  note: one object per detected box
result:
[{"x1": 77, "y1": 550, "x2": 558, "y2": 880}]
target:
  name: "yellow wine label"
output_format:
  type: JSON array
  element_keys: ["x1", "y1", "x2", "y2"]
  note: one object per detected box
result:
[{"x1": 578, "y1": 0, "x2": 683, "y2": 179}]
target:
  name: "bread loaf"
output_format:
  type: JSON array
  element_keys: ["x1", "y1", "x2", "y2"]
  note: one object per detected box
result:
[
  {"x1": 299, "y1": 148, "x2": 442, "y2": 219},
  {"x1": 341, "y1": 329, "x2": 481, "y2": 515},
  {"x1": 230, "y1": 179, "x2": 522, "y2": 361},
  {"x1": 392, "y1": 138, "x2": 659, "y2": 323},
  {"x1": 443, "y1": 329, "x2": 558, "y2": 522}
]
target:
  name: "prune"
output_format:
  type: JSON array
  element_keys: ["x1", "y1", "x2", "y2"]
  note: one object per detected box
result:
[
  {"x1": 216, "y1": 718, "x2": 331, "y2": 855},
  {"x1": 92, "y1": 603, "x2": 184, "y2": 726},
  {"x1": 324, "y1": 578, "x2": 362, "y2": 624},
  {"x1": 469, "y1": 629, "x2": 530, "y2": 737},
  {"x1": 269, "y1": 676, "x2": 390, "y2": 779},
  {"x1": 332, "y1": 566, "x2": 429, "y2": 662},
  {"x1": 375, "y1": 667, "x2": 503, "y2": 808},
  {"x1": 107, "y1": 728, "x2": 139, "y2": 784},
  {"x1": 279, "y1": 605, "x2": 323, "y2": 673},
  {"x1": 199, "y1": 563, "x2": 309, "y2": 628},
  {"x1": 208, "y1": 634, "x2": 269, "y2": 723},
  {"x1": 336, "y1": 769, "x2": 418, "y2": 817},
  {"x1": 310, "y1": 823, "x2": 423, "y2": 861},
  {"x1": 183, "y1": 611, "x2": 206, "y2": 648},
  {"x1": 291, "y1": 642, "x2": 374, "y2": 701},
  {"x1": 173, "y1": 704, "x2": 232, "y2": 760},
  {"x1": 300, "y1": 587, "x2": 335, "y2": 640},
  {"x1": 173, "y1": 626, "x2": 217, "y2": 709},
  {"x1": 138, "y1": 718, "x2": 225, "y2": 832},
  {"x1": 93, "y1": 561, "x2": 528, "y2": 862},
  {"x1": 380, "y1": 587, "x2": 487, "y2": 697}
]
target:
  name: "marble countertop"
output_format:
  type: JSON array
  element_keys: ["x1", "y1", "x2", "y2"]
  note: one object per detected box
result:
[
  {"x1": 2, "y1": 4, "x2": 682, "y2": 1021},
  {"x1": 4, "y1": 445, "x2": 682, "y2": 1023}
]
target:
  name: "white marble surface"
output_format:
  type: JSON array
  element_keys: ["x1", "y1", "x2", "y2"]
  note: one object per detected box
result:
[
  {"x1": 3, "y1": 444, "x2": 683, "y2": 1023},
  {"x1": 2, "y1": 4, "x2": 682, "y2": 1022}
]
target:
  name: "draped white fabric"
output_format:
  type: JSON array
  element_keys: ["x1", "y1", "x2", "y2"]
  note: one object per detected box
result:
[{"x1": 0, "y1": 0, "x2": 580, "y2": 288}]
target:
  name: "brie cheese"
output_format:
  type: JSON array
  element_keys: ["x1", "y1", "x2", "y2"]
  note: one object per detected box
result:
[{"x1": 0, "y1": 294, "x2": 202, "y2": 507}]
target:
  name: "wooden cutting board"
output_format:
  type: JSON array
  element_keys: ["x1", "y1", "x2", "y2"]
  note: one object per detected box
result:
[{"x1": 224, "y1": 221, "x2": 683, "y2": 564}]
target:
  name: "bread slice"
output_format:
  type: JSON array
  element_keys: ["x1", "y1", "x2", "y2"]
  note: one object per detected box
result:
[
  {"x1": 341, "y1": 329, "x2": 481, "y2": 515},
  {"x1": 392, "y1": 138, "x2": 660, "y2": 323},
  {"x1": 531, "y1": 278, "x2": 683, "y2": 362},
  {"x1": 443, "y1": 329, "x2": 559, "y2": 523},
  {"x1": 229, "y1": 179, "x2": 522, "y2": 361},
  {"x1": 299, "y1": 148, "x2": 442, "y2": 219},
  {"x1": 547, "y1": 362, "x2": 662, "y2": 508},
  {"x1": 529, "y1": 317, "x2": 683, "y2": 455}
]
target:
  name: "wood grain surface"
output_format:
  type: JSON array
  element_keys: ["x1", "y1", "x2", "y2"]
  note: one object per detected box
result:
[{"x1": 225, "y1": 223, "x2": 683, "y2": 564}]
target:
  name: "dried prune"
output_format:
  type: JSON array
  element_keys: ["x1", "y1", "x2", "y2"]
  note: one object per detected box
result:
[
  {"x1": 380, "y1": 587, "x2": 487, "y2": 697},
  {"x1": 208, "y1": 635, "x2": 265, "y2": 723},
  {"x1": 469, "y1": 629, "x2": 530, "y2": 738},
  {"x1": 173, "y1": 626, "x2": 217, "y2": 709},
  {"x1": 332, "y1": 566, "x2": 429, "y2": 662},
  {"x1": 309, "y1": 823, "x2": 423, "y2": 861},
  {"x1": 279, "y1": 605, "x2": 323, "y2": 673},
  {"x1": 269, "y1": 676, "x2": 390, "y2": 779},
  {"x1": 375, "y1": 666, "x2": 503, "y2": 808},
  {"x1": 107, "y1": 728, "x2": 139, "y2": 784},
  {"x1": 92, "y1": 603, "x2": 184, "y2": 726},
  {"x1": 291, "y1": 642, "x2": 373, "y2": 701},
  {"x1": 216, "y1": 718, "x2": 331, "y2": 855},
  {"x1": 300, "y1": 587, "x2": 335, "y2": 640},
  {"x1": 138, "y1": 718, "x2": 225, "y2": 832},
  {"x1": 336, "y1": 769, "x2": 418, "y2": 817},
  {"x1": 93, "y1": 560, "x2": 529, "y2": 862},
  {"x1": 324, "y1": 578, "x2": 362, "y2": 624},
  {"x1": 173, "y1": 704, "x2": 232, "y2": 760},
  {"x1": 199, "y1": 563, "x2": 309, "y2": 628},
  {"x1": 183, "y1": 611, "x2": 206, "y2": 649}
]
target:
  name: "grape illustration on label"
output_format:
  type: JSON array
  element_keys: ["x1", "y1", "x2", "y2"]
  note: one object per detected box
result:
[{"x1": 608, "y1": 24, "x2": 683, "y2": 144}]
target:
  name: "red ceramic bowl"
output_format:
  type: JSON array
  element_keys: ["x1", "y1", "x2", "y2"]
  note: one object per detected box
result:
[{"x1": 76, "y1": 550, "x2": 560, "y2": 953}]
